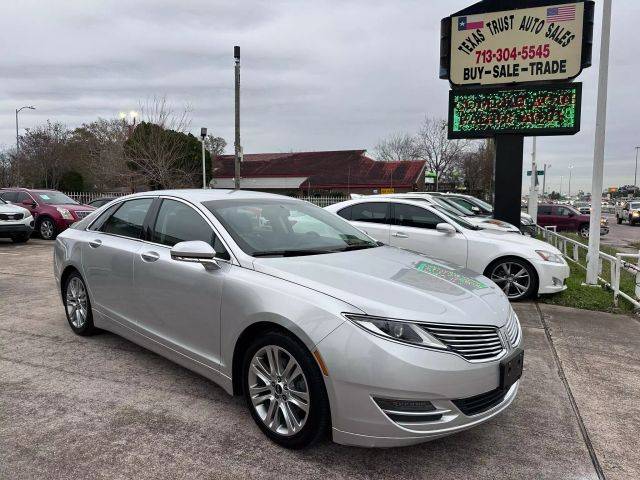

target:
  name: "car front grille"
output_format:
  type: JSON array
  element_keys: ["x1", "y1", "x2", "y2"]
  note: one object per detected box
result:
[
  {"x1": 0, "y1": 213, "x2": 24, "y2": 221},
  {"x1": 504, "y1": 308, "x2": 521, "y2": 347},
  {"x1": 75, "y1": 210, "x2": 92, "y2": 219},
  {"x1": 420, "y1": 324, "x2": 505, "y2": 362},
  {"x1": 452, "y1": 387, "x2": 508, "y2": 416}
]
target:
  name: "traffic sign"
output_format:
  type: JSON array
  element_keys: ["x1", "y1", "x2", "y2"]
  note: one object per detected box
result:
[{"x1": 526, "y1": 170, "x2": 545, "y2": 176}]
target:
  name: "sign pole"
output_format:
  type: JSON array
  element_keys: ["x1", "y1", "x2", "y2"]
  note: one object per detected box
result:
[
  {"x1": 586, "y1": 0, "x2": 612, "y2": 285},
  {"x1": 528, "y1": 137, "x2": 538, "y2": 221},
  {"x1": 493, "y1": 134, "x2": 524, "y2": 229}
]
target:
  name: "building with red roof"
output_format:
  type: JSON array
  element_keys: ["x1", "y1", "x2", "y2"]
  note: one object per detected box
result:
[{"x1": 211, "y1": 150, "x2": 426, "y2": 195}]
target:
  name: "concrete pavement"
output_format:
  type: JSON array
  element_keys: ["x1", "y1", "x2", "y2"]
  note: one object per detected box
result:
[{"x1": 0, "y1": 239, "x2": 637, "y2": 479}]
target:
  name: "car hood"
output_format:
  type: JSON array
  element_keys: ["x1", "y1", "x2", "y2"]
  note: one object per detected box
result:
[
  {"x1": 471, "y1": 228, "x2": 562, "y2": 253},
  {"x1": 465, "y1": 216, "x2": 519, "y2": 232},
  {"x1": 0, "y1": 204, "x2": 30, "y2": 216},
  {"x1": 253, "y1": 246, "x2": 510, "y2": 327}
]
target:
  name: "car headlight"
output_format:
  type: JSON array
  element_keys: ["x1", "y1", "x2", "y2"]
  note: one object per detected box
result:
[
  {"x1": 344, "y1": 314, "x2": 446, "y2": 349},
  {"x1": 56, "y1": 207, "x2": 74, "y2": 220},
  {"x1": 536, "y1": 250, "x2": 564, "y2": 263},
  {"x1": 521, "y1": 217, "x2": 533, "y2": 225}
]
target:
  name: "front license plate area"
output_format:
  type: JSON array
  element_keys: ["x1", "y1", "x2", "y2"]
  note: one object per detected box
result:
[{"x1": 500, "y1": 348, "x2": 524, "y2": 390}]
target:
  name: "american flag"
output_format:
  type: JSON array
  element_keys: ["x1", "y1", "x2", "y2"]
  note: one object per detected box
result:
[{"x1": 547, "y1": 5, "x2": 576, "y2": 22}]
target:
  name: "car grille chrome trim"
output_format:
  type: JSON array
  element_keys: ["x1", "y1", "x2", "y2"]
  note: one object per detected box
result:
[
  {"x1": 452, "y1": 387, "x2": 509, "y2": 416},
  {"x1": 504, "y1": 308, "x2": 521, "y2": 347},
  {"x1": 420, "y1": 324, "x2": 506, "y2": 362},
  {"x1": 0, "y1": 213, "x2": 24, "y2": 221}
]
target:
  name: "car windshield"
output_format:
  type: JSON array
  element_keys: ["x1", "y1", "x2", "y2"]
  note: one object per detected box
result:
[
  {"x1": 431, "y1": 205, "x2": 480, "y2": 230},
  {"x1": 34, "y1": 191, "x2": 78, "y2": 205},
  {"x1": 469, "y1": 197, "x2": 493, "y2": 213},
  {"x1": 0, "y1": 197, "x2": 5, "y2": 205},
  {"x1": 630, "y1": 202, "x2": 640, "y2": 209},
  {"x1": 204, "y1": 198, "x2": 379, "y2": 257},
  {"x1": 432, "y1": 196, "x2": 476, "y2": 216}
]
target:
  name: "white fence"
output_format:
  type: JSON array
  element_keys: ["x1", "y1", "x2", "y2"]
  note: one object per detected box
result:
[
  {"x1": 294, "y1": 196, "x2": 345, "y2": 207},
  {"x1": 64, "y1": 191, "x2": 129, "y2": 204},
  {"x1": 538, "y1": 226, "x2": 640, "y2": 308}
]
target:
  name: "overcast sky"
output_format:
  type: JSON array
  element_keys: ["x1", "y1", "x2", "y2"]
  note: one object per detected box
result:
[{"x1": 1, "y1": 0, "x2": 638, "y2": 193}]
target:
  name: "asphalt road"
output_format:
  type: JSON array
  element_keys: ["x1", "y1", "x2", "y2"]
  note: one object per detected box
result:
[
  {"x1": 601, "y1": 213, "x2": 640, "y2": 251},
  {"x1": 1, "y1": 239, "x2": 638, "y2": 479}
]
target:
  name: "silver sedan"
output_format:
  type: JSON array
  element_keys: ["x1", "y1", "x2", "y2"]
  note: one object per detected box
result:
[{"x1": 53, "y1": 189, "x2": 523, "y2": 448}]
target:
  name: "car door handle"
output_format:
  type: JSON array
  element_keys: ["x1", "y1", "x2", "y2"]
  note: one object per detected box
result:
[
  {"x1": 391, "y1": 232, "x2": 409, "y2": 238},
  {"x1": 88, "y1": 239, "x2": 102, "y2": 248},
  {"x1": 140, "y1": 251, "x2": 160, "y2": 262}
]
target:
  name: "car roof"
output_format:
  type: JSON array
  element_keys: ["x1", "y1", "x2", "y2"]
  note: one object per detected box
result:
[{"x1": 122, "y1": 189, "x2": 302, "y2": 203}]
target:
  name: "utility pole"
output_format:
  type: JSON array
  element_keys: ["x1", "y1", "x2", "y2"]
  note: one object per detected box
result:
[
  {"x1": 527, "y1": 137, "x2": 538, "y2": 220},
  {"x1": 200, "y1": 127, "x2": 207, "y2": 189},
  {"x1": 586, "y1": 0, "x2": 612, "y2": 285},
  {"x1": 568, "y1": 165, "x2": 574, "y2": 198},
  {"x1": 15, "y1": 105, "x2": 35, "y2": 154},
  {"x1": 634, "y1": 146, "x2": 640, "y2": 187},
  {"x1": 234, "y1": 46, "x2": 241, "y2": 189},
  {"x1": 560, "y1": 175, "x2": 563, "y2": 196},
  {"x1": 542, "y1": 164, "x2": 549, "y2": 196}
]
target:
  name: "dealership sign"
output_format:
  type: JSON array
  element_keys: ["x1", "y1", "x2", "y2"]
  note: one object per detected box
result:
[
  {"x1": 445, "y1": 2, "x2": 591, "y2": 86},
  {"x1": 448, "y1": 83, "x2": 581, "y2": 138}
]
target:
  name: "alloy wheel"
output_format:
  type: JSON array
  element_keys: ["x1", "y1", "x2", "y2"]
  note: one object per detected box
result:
[
  {"x1": 66, "y1": 277, "x2": 88, "y2": 328},
  {"x1": 247, "y1": 345, "x2": 310, "y2": 437},
  {"x1": 490, "y1": 261, "x2": 531, "y2": 300},
  {"x1": 580, "y1": 225, "x2": 590, "y2": 237},
  {"x1": 40, "y1": 219, "x2": 55, "y2": 239}
]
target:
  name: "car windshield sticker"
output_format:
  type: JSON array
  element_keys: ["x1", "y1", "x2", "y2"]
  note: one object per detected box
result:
[
  {"x1": 415, "y1": 261, "x2": 488, "y2": 290},
  {"x1": 40, "y1": 194, "x2": 50, "y2": 200}
]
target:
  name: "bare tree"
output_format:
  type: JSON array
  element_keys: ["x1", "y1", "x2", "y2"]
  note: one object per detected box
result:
[
  {"x1": 414, "y1": 117, "x2": 468, "y2": 190},
  {"x1": 460, "y1": 139, "x2": 494, "y2": 198},
  {"x1": 17, "y1": 121, "x2": 72, "y2": 189},
  {"x1": 0, "y1": 147, "x2": 19, "y2": 187},
  {"x1": 374, "y1": 133, "x2": 420, "y2": 161}
]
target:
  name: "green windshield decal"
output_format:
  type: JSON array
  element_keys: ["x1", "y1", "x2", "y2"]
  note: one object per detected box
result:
[{"x1": 415, "y1": 261, "x2": 488, "y2": 290}]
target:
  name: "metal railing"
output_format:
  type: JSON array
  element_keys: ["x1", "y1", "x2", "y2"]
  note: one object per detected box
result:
[
  {"x1": 64, "y1": 191, "x2": 129, "y2": 204},
  {"x1": 293, "y1": 195, "x2": 346, "y2": 207},
  {"x1": 538, "y1": 225, "x2": 640, "y2": 308}
]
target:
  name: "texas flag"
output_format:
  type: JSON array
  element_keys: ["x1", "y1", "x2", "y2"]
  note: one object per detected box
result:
[{"x1": 458, "y1": 16, "x2": 484, "y2": 31}]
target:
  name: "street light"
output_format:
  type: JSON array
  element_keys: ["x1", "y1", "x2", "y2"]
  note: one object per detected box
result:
[
  {"x1": 15, "y1": 105, "x2": 35, "y2": 153},
  {"x1": 568, "y1": 165, "x2": 574, "y2": 198},
  {"x1": 634, "y1": 146, "x2": 640, "y2": 188},
  {"x1": 200, "y1": 127, "x2": 208, "y2": 189}
]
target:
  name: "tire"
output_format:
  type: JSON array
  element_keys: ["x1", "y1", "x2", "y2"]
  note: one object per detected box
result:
[
  {"x1": 11, "y1": 233, "x2": 30, "y2": 243},
  {"x1": 486, "y1": 257, "x2": 538, "y2": 301},
  {"x1": 63, "y1": 272, "x2": 97, "y2": 336},
  {"x1": 38, "y1": 217, "x2": 57, "y2": 240},
  {"x1": 242, "y1": 331, "x2": 330, "y2": 449},
  {"x1": 579, "y1": 223, "x2": 590, "y2": 238},
  {"x1": 617, "y1": 215, "x2": 622, "y2": 225}
]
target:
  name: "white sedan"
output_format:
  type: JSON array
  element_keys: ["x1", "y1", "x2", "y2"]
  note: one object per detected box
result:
[{"x1": 326, "y1": 197, "x2": 569, "y2": 300}]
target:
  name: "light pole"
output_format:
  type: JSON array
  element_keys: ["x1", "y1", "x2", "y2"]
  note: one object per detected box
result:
[
  {"x1": 568, "y1": 165, "x2": 574, "y2": 198},
  {"x1": 634, "y1": 146, "x2": 640, "y2": 187},
  {"x1": 15, "y1": 105, "x2": 35, "y2": 153},
  {"x1": 200, "y1": 127, "x2": 208, "y2": 189},
  {"x1": 234, "y1": 46, "x2": 242, "y2": 189}
]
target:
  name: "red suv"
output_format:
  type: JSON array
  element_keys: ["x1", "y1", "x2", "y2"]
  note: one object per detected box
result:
[
  {"x1": 537, "y1": 204, "x2": 593, "y2": 237},
  {"x1": 0, "y1": 188, "x2": 95, "y2": 240}
]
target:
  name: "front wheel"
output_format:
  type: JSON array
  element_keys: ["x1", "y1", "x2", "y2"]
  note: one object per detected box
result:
[
  {"x1": 486, "y1": 258, "x2": 538, "y2": 301},
  {"x1": 39, "y1": 217, "x2": 57, "y2": 240},
  {"x1": 242, "y1": 331, "x2": 330, "y2": 449},
  {"x1": 579, "y1": 224, "x2": 590, "y2": 237}
]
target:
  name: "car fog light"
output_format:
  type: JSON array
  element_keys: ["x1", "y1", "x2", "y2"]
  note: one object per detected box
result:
[
  {"x1": 373, "y1": 398, "x2": 436, "y2": 412},
  {"x1": 552, "y1": 277, "x2": 564, "y2": 286}
]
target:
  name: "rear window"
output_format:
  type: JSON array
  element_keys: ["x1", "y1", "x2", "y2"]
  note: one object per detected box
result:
[
  {"x1": 350, "y1": 202, "x2": 389, "y2": 224},
  {"x1": 538, "y1": 206, "x2": 552, "y2": 215}
]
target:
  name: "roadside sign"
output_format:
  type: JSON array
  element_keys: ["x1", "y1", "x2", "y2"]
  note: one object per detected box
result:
[
  {"x1": 381, "y1": 188, "x2": 395, "y2": 194},
  {"x1": 448, "y1": 82, "x2": 581, "y2": 138},
  {"x1": 442, "y1": 1, "x2": 593, "y2": 86},
  {"x1": 527, "y1": 170, "x2": 545, "y2": 176}
]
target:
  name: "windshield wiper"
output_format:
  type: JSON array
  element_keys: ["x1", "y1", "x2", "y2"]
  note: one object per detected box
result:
[
  {"x1": 252, "y1": 249, "x2": 334, "y2": 257},
  {"x1": 335, "y1": 244, "x2": 378, "y2": 252}
]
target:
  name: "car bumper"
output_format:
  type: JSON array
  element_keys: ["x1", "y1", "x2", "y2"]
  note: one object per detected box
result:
[
  {"x1": 531, "y1": 259, "x2": 570, "y2": 295},
  {"x1": 0, "y1": 219, "x2": 34, "y2": 237},
  {"x1": 53, "y1": 217, "x2": 77, "y2": 231},
  {"x1": 317, "y1": 321, "x2": 521, "y2": 447}
]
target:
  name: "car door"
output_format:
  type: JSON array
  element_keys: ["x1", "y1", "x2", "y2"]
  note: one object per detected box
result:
[
  {"x1": 553, "y1": 206, "x2": 574, "y2": 231},
  {"x1": 388, "y1": 202, "x2": 468, "y2": 267},
  {"x1": 340, "y1": 202, "x2": 391, "y2": 243},
  {"x1": 132, "y1": 197, "x2": 231, "y2": 366},
  {"x1": 82, "y1": 197, "x2": 154, "y2": 325},
  {"x1": 14, "y1": 192, "x2": 37, "y2": 218}
]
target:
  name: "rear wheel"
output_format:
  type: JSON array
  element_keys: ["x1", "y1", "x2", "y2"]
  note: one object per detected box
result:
[
  {"x1": 242, "y1": 331, "x2": 330, "y2": 449},
  {"x1": 579, "y1": 223, "x2": 590, "y2": 237},
  {"x1": 38, "y1": 217, "x2": 57, "y2": 240},
  {"x1": 486, "y1": 258, "x2": 538, "y2": 301},
  {"x1": 63, "y1": 273, "x2": 96, "y2": 336}
]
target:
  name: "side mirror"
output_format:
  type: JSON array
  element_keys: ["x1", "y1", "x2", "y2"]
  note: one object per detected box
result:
[
  {"x1": 436, "y1": 223, "x2": 456, "y2": 234},
  {"x1": 568, "y1": 211, "x2": 575, "y2": 217},
  {"x1": 22, "y1": 199, "x2": 36, "y2": 207},
  {"x1": 170, "y1": 240, "x2": 220, "y2": 270}
]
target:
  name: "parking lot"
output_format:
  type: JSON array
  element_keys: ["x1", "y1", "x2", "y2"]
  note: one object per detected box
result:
[{"x1": 1, "y1": 239, "x2": 638, "y2": 480}]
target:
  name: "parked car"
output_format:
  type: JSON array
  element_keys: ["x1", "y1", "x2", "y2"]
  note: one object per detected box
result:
[
  {"x1": 574, "y1": 201, "x2": 591, "y2": 215},
  {"x1": 0, "y1": 188, "x2": 95, "y2": 240},
  {"x1": 326, "y1": 197, "x2": 569, "y2": 300},
  {"x1": 88, "y1": 196, "x2": 117, "y2": 208},
  {"x1": 433, "y1": 193, "x2": 536, "y2": 235},
  {"x1": 54, "y1": 190, "x2": 523, "y2": 448},
  {"x1": 0, "y1": 196, "x2": 34, "y2": 243},
  {"x1": 614, "y1": 200, "x2": 640, "y2": 225},
  {"x1": 537, "y1": 204, "x2": 609, "y2": 237}
]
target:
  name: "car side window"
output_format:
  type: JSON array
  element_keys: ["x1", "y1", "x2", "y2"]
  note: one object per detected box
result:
[
  {"x1": 88, "y1": 203, "x2": 120, "y2": 231},
  {"x1": 350, "y1": 202, "x2": 389, "y2": 224},
  {"x1": 538, "y1": 206, "x2": 552, "y2": 215},
  {"x1": 392, "y1": 203, "x2": 442, "y2": 229},
  {"x1": 152, "y1": 199, "x2": 229, "y2": 259},
  {"x1": 0, "y1": 192, "x2": 17, "y2": 202},
  {"x1": 450, "y1": 198, "x2": 474, "y2": 210},
  {"x1": 556, "y1": 207, "x2": 572, "y2": 217},
  {"x1": 100, "y1": 198, "x2": 153, "y2": 239},
  {"x1": 336, "y1": 206, "x2": 352, "y2": 220},
  {"x1": 15, "y1": 192, "x2": 32, "y2": 204}
]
